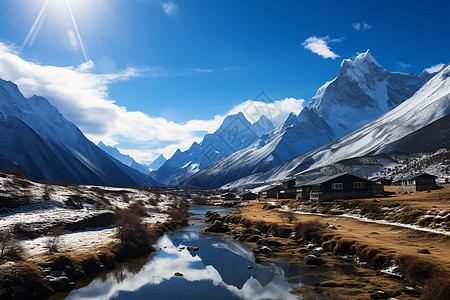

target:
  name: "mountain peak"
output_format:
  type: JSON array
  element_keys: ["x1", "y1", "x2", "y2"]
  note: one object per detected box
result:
[{"x1": 340, "y1": 50, "x2": 383, "y2": 72}]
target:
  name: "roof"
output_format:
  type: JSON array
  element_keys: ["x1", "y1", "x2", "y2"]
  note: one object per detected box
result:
[
  {"x1": 239, "y1": 191, "x2": 257, "y2": 196},
  {"x1": 259, "y1": 185, "x2": 283, "y2": 192},
  {"x1": 392, "y1": 172, "x2": 436, "y2": 183},
  {"x1": 296, "y1": 172, "x2": 372, "y2": 187}
]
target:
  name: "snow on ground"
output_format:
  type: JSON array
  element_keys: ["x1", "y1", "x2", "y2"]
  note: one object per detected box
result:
[
  {"x1": 22, "y1": 227, "x2": 118, "y2": 257},
  {"x1": 0, "y1": 173, "x2": 177, "y2": 258},
  {"x1": 279, "y1": 208, "x2": 450, "y2": 236}
]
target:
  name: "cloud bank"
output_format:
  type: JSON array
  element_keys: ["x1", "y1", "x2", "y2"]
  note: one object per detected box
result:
[
  {"x1": 162, "y1": 2, "x2": 178, "y2": 16},
  {"x1": 0, "y1": 43, "x2": 304, "y2": 163},
  {"x1": 302, "y1": 36, "x2": 341, "y2": 59}
]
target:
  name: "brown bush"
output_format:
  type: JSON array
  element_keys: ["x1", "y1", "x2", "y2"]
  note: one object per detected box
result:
[
  {"x1": 115, "y1": 209, "x2": 157, "y2": 251},
  {"x1": 421, "y1": 277, "x2": 450, "y2": 300},
  {"x1": 0, "y1": 263, "x2": 52, "y2": 299},
  {"x1": 167, "y1": 206, "x2": 189, "y2": 223},
  {"x1": 293, "y1": 220, "x2": 323, "y2": 241},
  {"x1": 129, "y1": 201, "x2": 148, "y2": 217},
  {"x1": 0, "y1": 231, "x2": 25, "y2": 260},
  {"x1": 395, "y1": 255, "x2": 445, "y2": 285},
  {"x1": 282, "y1": 211, "x2": 296, "y2": 224}
]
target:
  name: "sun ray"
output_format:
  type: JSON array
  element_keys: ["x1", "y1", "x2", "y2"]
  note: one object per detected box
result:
[
  {"x1": 65, "y1": 0, "x2": 88, "y2": 62},
  {"x1": 22, "y1": 0, "x2": 51, "y2": 50}
]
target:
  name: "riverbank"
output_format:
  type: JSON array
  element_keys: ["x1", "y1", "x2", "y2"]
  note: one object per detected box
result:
[
  {"x1": 0, "y1": 173, "x2": 189, "y2": 299},
  {"x1": 206, "y1": 191, "x2": 450, "y2": 299}
]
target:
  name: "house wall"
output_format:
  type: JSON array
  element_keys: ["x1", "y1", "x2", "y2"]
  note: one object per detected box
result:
[
  {"x1": 398, "y1": 176, "x2": 438, "y2": 191},
  {"x1": 311, "y1": 174, "x2": 374, "y2": 201}
]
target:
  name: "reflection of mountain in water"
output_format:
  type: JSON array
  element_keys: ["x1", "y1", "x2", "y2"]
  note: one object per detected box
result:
[{"x1": 66, "y1": 223, "x2": 307, "y2": 300}]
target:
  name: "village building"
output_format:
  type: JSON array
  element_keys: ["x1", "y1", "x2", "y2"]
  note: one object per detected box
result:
[
  {"x1": 222, "y1": 192, "x2": 237, "y2": 201},
  {"x1": 392, "y1": 172, "x2": 439, "y2": 191},
  {"x1": 259, "y1": 185, "x2": 283, "y2": 199},
  {"x1": 296, "y1": 172, "x2": 374, "y2": 201},
  {"x1": 240, "y1": 191, "x2": 258, "y2": 200},
  {"x1": 279, "y1": 178, "x2": 297, "y2": 199}
]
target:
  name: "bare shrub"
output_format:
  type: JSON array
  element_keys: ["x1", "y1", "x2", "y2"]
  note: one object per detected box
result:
[
  {"x1": 44, "y1": 227, "x2": 65, "y2": 254},
  {"x1": 191, "y1": 196, "x2": 208, "y2": 205},
  {"x1": 293, "y1": 220, "x2": 323, "y2": 241},
  {"x1": 129, "y1": 201, "x2": 148, "y2": 217},
  {"x1": 115, "y1": 209, "x2": 157, "y2": 250},
  {"x1": 0, "y1": 231, "x2": 24, "y2": 260}
]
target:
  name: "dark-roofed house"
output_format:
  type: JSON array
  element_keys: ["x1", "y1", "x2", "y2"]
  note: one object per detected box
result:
[
  {"x1": 259, "y1": 185, "x2": 283, "y2": 199},
  {"x1": 222, "y1": 192, "x2": 237, "y2": 201},
  {"x1": 240, "y1": 191, "x2": 258, "y2": 200},
  {"x1": 279, "y1": 178, "x2": 297, "y2": 199},
  {"x1": 296, "y1": 173, "x2": 374, "y2": 202},
  {"x1": 392, "y1": 173, "x2": 438, "y2": 191}
]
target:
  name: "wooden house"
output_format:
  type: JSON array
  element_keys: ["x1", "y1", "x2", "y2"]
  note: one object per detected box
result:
[
  {"x1": 222, "y1": 192, "x2": 237, "y2": 201},
  {"x1": 392, "y1": 173, "x2": 438, "y2": 191},
  {"x1": 259, "y1": 185, "x2": 283, "y2": 199},
  {"x1": 274, "y1": 178, "x2": 297, "y2": 199},
  {"x1": 296, "y1": 172, "x2": 374, "y2": 202},
  {"x1": 240, "y1": 191, "x2": 258, "y2": 200}
]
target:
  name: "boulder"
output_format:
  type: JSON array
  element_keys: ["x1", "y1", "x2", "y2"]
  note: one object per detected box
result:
[
  {"x1": 45, "y1": 276, "x2": 74, "y2": 293},
  {"x1": 174, "y1": 272, "x2": 183, "y2": 276},
  {"x1": 304, "y1": 255, "x2": 324, "y2": 265},
  {"x1": 370, "y1": 290, "x2": 390, "y2": 299},
  {"x1": 187, "y1": 246, "x2": 199, "y2": 251},
  {"x1": 205, "y1": 211, "x2": 221, "y2": 220},
  {"x1": 258, "y1": 246, "x2": 273, "y2": 254},
  {"x1": 417, "y1": 248, "x2": 431, "y2": 254},
  {"x1": 204, "y1": 220, "x2": 230, "y2": 233},
  {"x1": 246, "y1": 235, "x2": 263, "y2": 243}
]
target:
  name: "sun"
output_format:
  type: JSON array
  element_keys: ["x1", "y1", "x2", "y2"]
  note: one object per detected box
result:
[{"x1": 22, "y1": 0, "x2": 99, "y2": 63}]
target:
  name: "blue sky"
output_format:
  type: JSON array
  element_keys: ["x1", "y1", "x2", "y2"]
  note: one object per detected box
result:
[{"x1": 0, "y1": 0, "x2": 448, "y2": 162}]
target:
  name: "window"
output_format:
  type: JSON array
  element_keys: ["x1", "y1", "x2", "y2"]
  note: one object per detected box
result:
[
  {"x1": 312, "y1": 185, "x2": 321, "y2": 191},
  {"x1": 353, "y1": 182, "x2": 364, "y2": 189},
  {"x1": 332, "y1": 183, "x2": 343, "y2": 190}
]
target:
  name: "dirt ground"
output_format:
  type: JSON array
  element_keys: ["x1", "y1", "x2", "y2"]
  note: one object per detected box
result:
[{"x1": 226, "y1": 188, "x2": 450, "y2": 299}]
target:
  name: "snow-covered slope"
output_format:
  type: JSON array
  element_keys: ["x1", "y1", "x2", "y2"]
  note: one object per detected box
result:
[
  {"x1": 146, "y1": 154, "x2": 167, "y2": 172},
  {"x1": 181, "y1": 51, "x2": 434, "y2": 189},
  {"x1": 97, "y1": 141, "x2": 151, "y2": 175},
  {"x1": 222, "y1": 64, "x2": 450, "y2": 189},
  {"x1": 0, "y1": 78, "x2": 159, "y2": 187},
  {"x1": 153, "y1": 113, "x2": 274, "y2": 186}
]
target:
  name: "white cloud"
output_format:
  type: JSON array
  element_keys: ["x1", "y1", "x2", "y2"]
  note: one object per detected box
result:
[
  {"x1": 0, "y1": 43, "x2": 304, "y2": 163},
  {"x1": 302, "y1": 36, "x2": 340, "y2": 59},
  {"x1": 396, "y1": 61, "x2": 411, "y2": 70},
  {"x1": 162, "y1": 2, "x2": 178, "y2": 16},
  {"x1": 353, "y1": 22, "x2": 372, "y2": 31},
  {"x1": 425, "y1": 63, "x2": 444, "y2": 74}
]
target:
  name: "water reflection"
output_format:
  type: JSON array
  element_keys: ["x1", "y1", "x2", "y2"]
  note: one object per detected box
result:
[{"x1": 66, "y1": 209, "x2": 303, "y2": 300}]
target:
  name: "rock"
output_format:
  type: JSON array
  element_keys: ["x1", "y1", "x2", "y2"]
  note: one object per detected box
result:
[
  {"x1": 327, "y1": 224, "x2": 337, "y2": 230},
  {"x1": 370, "y1": 290, "x2": 390, "y2": 299},
  {"x1": 204, "y1": 220, "x2": 231, "y2": 233},
  {"x1": 304, "y1": 255, "x2": 324, "y2": 265},
  {"x1": 247, "y1": 266, "x2": 254, "y2": 269},
  {"x1": 418, "y1": 248, "x2": 431, "y2": 254},
  {"x1": 246, "y1": 235, "x2": 263, "y2": 243},
  {"x1": 254, "y1": 256, "x2": 262, "y2": 263},
  {"x1": 370, "y1": 232, "x2": 379, "y2": 235},
  {"x1": 258, "y1": 246, "x2": 273, "y2": 254},
  {"x1": 404, "y1": 286, "x2": 420, "y2": 297},
  {"x1": 243, "y1": 228, "x2": 262, "y2": 236},
  {"x1": 174, "y1": 272, "x2": 183, "y2": 276},
  {"x1": 187, "y1": 246, "x2": 199, "y2": 251},
  {"x1": 205, "y1": 211, "x2": 221, "y2": 220},
  {"x1": 45, "y1": 276, "x2": 73, "y2": 293}
]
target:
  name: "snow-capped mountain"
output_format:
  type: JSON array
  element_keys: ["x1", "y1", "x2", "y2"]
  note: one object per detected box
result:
[
  {"x1": 153, "y1": 112, "x2": 274, "y2": 186},
  {"x1": 146, "y1": 154, "x2": 167, "y2": 172},
  {"x1": 221, "y1": 63, "x2": 450, "y2": 190},
  {"x1": 180, "y1": 51, "x2": 435, "y2": 189},
  {"x1": 0, "y1": 78, "x2": 159, "y2": 187},
  {"x1": 97, "y1": 141, "x2": 151, "y2": 175}
]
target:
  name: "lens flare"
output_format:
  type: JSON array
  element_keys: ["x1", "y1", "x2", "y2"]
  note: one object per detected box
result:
[{"x1": 22, "y1": 0, "x2": 89, "y2": 62}]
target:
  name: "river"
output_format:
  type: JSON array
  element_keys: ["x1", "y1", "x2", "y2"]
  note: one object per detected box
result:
[{"x1": 64, "y1": 206, "x2": 318, "y2": 300}]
